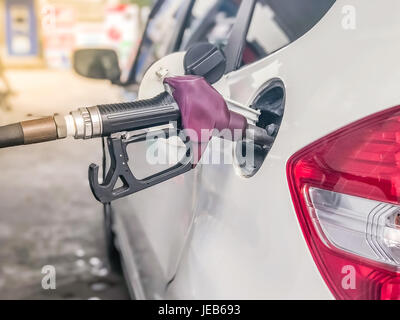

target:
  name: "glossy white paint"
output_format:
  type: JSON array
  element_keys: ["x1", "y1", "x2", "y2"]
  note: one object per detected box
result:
[{"x1": 114, "y1": 0, "x2": 400, "y2": 299}]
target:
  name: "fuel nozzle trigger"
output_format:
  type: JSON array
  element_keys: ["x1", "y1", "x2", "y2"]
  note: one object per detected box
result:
[{"x1": 89, "y1": 130, "x2": 193, "y2": 204}]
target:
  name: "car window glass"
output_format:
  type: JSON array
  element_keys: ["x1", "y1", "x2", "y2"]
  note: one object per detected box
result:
[
  {"x1": 243, "y1": 0, "x2": 336, "y2": 65},
  {"x1": 133, "y1": 0, "x2": 186, "y2": 83},
  {"x1": 131, "y1": 0, "x2": 336, "y2": 83},
  {"x1": 180, "y1": 0, "x2": 242, "y2": 50}
]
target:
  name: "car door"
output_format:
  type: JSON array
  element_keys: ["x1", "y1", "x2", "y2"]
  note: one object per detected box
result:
[{"x1": 113, "y1": 0, "x2": 336, "y2": 299}]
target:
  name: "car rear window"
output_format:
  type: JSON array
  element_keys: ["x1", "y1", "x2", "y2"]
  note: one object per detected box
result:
[
  {"x1": 180, "y1": 0, "x2": 242, "y2": 49},
  {"x1": 243, "y1": 0, "x2": 336, "y2": 65}
]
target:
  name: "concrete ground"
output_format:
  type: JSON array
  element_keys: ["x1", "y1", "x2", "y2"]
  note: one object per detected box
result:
[{"x1": 0, "y1": 70, "x2": 130, "y2": 300}]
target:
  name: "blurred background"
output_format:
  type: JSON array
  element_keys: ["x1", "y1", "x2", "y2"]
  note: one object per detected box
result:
[{"x1": 0, "y1": 0, "x2": 152, "y2": 299}]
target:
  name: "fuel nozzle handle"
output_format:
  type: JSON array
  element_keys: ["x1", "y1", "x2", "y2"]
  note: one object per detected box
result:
[{"x1": 68, "y1": 91, "x2": 180, "y2": 140}]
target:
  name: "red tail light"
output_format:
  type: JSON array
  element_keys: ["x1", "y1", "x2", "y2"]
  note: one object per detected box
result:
[{"x1": 287, "y1": 106, "x2": 400, "y2": 300}]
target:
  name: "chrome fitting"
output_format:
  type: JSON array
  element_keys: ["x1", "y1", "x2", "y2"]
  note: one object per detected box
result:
[
  {"x1": 69, "y1": 106, "x2": 102, "y2": 140},
  {"x1": 87, "y1": 106, "x2": 103, "y2": 138}
]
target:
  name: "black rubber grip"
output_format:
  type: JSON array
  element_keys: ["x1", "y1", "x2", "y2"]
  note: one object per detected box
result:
[
  {"x1": 98, "y1": 92, "x2": 180, "y2": 136},
  {"x1": 0, "y1": 123, "x2": 24, "y2": 148}
]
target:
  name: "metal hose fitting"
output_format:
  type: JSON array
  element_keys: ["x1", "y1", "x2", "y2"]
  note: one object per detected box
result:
[{"x1": 68, "y1": 106, "x2": 102, "y2": 139}]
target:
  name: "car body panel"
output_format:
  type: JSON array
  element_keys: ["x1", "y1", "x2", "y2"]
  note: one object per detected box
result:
[{"x1": 113, "y1": 0, "x2": 400, "y2": 299}]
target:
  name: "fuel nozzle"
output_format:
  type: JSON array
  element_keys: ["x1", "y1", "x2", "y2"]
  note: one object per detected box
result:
[
  {"x1": 0, "y1": 76, "x2": 270, "y2": 150},
  {"x1": 0, "y1": 91, "x2": 181, "y2": 148},
  {"x1": 0, "y1": 75, "x2": 272, "y2": 203}
]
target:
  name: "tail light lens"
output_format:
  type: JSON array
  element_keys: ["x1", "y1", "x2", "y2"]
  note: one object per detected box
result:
[{"x1": 287, "y1": 106, "x2": 400, "y2": 300}]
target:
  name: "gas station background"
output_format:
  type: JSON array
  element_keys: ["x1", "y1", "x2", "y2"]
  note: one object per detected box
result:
[
  {"x1": 0, "y1": 0, "x2": 151, "y2": 69},
  {"x1": 0, "y1": 0, "x2": 152, "y2": 300}
]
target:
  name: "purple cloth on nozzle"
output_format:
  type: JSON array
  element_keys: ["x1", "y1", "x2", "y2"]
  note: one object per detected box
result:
[{"x1": 164, "y1": 76, "x2": 247, "y2": 143}]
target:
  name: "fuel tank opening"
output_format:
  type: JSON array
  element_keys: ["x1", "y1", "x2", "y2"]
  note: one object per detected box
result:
[{"x1": 235, "y1": 78, "x2": 285, "y2": 178}]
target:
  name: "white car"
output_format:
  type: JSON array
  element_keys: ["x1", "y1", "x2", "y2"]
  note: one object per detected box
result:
[{"x1": 76, "y1": 0, "x2": 400, "y2": 300}]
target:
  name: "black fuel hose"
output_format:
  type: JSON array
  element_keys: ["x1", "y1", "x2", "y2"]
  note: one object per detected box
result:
[
  {"x1": 0, "y1": 117, "x2": 59, "y2": 148},
  {"x1": 0, "y1": 123, "x2": 24, "y2": 148}
]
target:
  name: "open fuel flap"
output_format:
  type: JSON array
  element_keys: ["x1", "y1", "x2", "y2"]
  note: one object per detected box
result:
[{"x1": 234, "y1": 78, "x2": 285, "y2": 178}]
